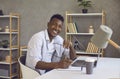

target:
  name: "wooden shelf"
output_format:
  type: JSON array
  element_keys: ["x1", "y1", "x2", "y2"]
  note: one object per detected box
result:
[
  {"x1": 0, "y1": 61, "x2": 17, "y2": 65},
  {"x1": 0, "y1": 13, "x2": 20, "y2": 78},
  {"x1": 0, "y1": 73, "x2": 18, "y2": 78},
  {"x1": 0, "y1": 48, "x2": 18, "y2": 50},
  {"x1": 76, "y1": 51, "x2": 102, "y2": 55},
  {"x1": 66, "y1": 13, "x2": 103, "y2": 16},
  {"x1": 66, "y1": 33, "x2": 94, "y2": 35},
  {"x1": 0, "y1": 32, "x2": 18, "y2": 34},
  {"x1": 0, "y1": 15, "x2": 19, "y2": 18},
  {"x1": 65, "y1": 11, "x2": 105, "y2": 57}
]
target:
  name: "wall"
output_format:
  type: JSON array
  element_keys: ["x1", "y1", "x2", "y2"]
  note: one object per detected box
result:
[{"x1": 0, "y1": 0, "x2": 120, "y2": 57}]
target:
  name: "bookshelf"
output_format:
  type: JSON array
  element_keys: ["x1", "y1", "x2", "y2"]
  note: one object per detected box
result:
[
  {"x1": 65, "y1": 10, "x2": 106, "y2": 55},
  {"x1": 0, "y1": 13, "x2": 20, "y2": 79}
]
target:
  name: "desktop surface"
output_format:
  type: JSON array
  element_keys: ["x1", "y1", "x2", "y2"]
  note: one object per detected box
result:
[{"x1": 35, "y1": 57, "x2": 120, "y2": 79}]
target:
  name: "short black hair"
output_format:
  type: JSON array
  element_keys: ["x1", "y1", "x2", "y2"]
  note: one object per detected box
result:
[{"x1": 50, "y1": 14, "x2": 64, "y2": 22}]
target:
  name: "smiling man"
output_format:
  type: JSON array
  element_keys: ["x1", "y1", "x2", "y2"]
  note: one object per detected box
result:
[{"x1": 26, "y1": 14, "x2": 76, "y2": 75}]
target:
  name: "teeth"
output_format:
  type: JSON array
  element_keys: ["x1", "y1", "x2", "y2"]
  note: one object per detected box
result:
[{"x1": 53, "y1": 30, "x2": 57, "y2": 34}]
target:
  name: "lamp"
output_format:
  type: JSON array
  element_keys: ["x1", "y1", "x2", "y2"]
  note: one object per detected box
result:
[
  {"x1": 91, "y1": 25, "x2": 120, "y2": 49},
  {"x1": 91, "y1": 25, "x2": 120, "y2": 66}
]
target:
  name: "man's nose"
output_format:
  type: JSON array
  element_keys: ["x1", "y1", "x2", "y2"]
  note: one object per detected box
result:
[{"x1": 55, "y1": 25, "x2": 59, "y2": 30}]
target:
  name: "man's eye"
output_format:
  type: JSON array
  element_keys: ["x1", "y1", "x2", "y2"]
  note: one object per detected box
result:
[
  {"x1": 52, "y1": 23, "x2": 57, "y2": 26},
  {"x1": 58, "y1": 25, "x2": 62, "y2": 29}
]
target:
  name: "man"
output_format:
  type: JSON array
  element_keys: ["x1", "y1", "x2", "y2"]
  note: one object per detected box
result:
[{"x1": 26, "y1": 14, "x2": 76, "y2": 74}]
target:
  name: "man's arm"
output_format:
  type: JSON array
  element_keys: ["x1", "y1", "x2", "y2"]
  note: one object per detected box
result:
[
  {"x1": 69, "y1": 44, "x2": 77, "y2": 60},
  {"x1": 35, "y1": 57, "x2": 72, "y2": 70},
  {"x1": 63, "y1": 40, "x2": 77, "y2": 60}
]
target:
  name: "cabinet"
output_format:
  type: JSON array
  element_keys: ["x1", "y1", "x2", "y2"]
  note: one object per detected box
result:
[
  {"x1": 65, "y1": 11, "x2": 105, "y2": 56},
  {"x1": 0, "y1": 13, "x2": 20, "y2": 79}
]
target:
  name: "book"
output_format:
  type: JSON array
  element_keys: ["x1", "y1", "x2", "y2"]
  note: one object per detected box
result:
[
  {"x1": 74, "y1": 22, "x2": 79, "y2": 33},
  {"x1": 67, "y1": 23, "x2": 75, "y2": 33},
  {"x1": 73, "y1": 23, "x2": 77, "y2": 33}
]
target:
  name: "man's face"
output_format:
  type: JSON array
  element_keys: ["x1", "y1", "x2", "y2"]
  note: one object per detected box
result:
[{"x1": 47, "y1": 18, "x2": 63, "y2": 38}]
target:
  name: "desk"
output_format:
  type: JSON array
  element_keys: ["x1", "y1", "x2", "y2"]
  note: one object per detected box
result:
[{"x1": 35, "y1": 57, "x2": 120, "y2": 79}]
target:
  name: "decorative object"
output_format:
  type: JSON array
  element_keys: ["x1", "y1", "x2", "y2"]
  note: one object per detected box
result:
[
  {"x1": 0, "y1": 57, "x2": 2, "y2": 61},
  {"x1": 0, "y1": 27, "x2": 2, "y2": 31},
  {"x1": 0, "y1": 41, "x2": 1, "y2": 47},
  {"x1": 74, "y1": 41, "x2": 81, "y2": 51},
  {"x1": 5, "y1": 55, "x2": 11, "y2": 63},
  {"x1": 88, "y1": 25, "x2": 94, "y2": 33},
  {"x1": 91, "y1": 25, "x2": 117, "y2": 48},
  {"x1": 77, "y1": 0, "x2": 92, "y2": 13},
  {"x1": 91, "y1": 25, "x2": 120, "y2": 65},
  {"x1": 0, "y1": 40, "x2": 9, "y2": 48},
  {"x1": 0, "y1": 10, "x2": 3, "y2": 15},
  {"x1": 5, "y1": 26, "x2": 9, "y2": 32}
]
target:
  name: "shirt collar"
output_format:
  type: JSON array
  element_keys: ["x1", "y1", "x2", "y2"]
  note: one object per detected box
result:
[
  {"x1": 45, "y1": 29, "x2": 49, "y2": 41},
  {"x1": 45, "y1": 29, "x2": 55, "y2": 43}
]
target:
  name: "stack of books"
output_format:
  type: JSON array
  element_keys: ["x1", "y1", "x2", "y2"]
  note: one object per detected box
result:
[{"x1": 67, "y1": 22, "x2": 78, "y2": 33}]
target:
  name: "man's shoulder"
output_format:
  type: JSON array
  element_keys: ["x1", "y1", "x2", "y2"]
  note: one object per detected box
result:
[
  {"x1": 55, "y1": 35, "x2": 63, "y2": 40},
  {"x1": 54, "y1": 35, "x2": 64, "y2": 44},
  {"x1": 33, "y1": 30, "x2": 45, "y2": 38},
  {"x1": 28, "y1": 30, "x2": 45, "y2": 42}
]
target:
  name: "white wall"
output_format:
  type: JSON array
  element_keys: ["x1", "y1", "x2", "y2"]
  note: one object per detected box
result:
[{"x1": 0, "y1": 0, "x2": 120, "y2": 57}]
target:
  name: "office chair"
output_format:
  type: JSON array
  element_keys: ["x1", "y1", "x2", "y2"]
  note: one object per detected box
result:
[{"x1": 18, "y1": 55, "x2": 40, "y2": 79}]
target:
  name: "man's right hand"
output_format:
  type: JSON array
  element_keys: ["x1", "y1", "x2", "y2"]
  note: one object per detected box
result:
[{"x1": 56, "y1": 57, "x2": 72, "y2": 68}]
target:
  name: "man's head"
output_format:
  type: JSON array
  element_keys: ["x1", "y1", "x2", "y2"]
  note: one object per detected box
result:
[{"x1": 47, "y1": 14, "x2": 64, "y2": 40}]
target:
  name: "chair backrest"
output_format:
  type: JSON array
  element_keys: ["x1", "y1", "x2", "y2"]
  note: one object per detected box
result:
[
  {"x1": 86, "y1": 42, "x2": 104, "y2": 56},
  {"x1": 18, "y1": 55, "x2": 40, "y2": 79}
]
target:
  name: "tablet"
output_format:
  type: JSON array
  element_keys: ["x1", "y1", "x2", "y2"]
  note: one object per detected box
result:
[{"x1": 71, "y1": 59, "x2": 97, "y2": 67}]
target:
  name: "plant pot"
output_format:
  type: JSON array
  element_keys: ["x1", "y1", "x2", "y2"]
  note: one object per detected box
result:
[
  {"x1": 0, "y1": 10, "x2": 3, "y2": 15},
  {"x1": 82, "y1": 9, "x2": 88, "y2": 13},
  {"x1": 2, "y1": 45, "x2": 8, "y2": 48}
]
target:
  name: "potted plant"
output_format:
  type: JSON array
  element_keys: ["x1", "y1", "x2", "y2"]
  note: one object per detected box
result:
[
  {"x1": 77, "y1": 0, "x2": 92, "y2": 13},
  {"x1": 0, "y1": 40, "x2": 9, "y2": 48}
]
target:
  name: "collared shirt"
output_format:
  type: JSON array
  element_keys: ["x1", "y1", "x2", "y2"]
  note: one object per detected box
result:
[{"x1": 26, "y1": 29, "x2": 66, "y2": 74}]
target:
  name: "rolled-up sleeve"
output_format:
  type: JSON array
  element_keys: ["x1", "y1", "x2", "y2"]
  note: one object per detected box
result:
[{"x1": 26, "y1": 34, "x2": 43, "y2": 69}]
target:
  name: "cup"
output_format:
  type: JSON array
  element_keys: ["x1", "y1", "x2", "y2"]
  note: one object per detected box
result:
[{"x1": 85, "y1": 58, "x2": 95, "y2": 74}]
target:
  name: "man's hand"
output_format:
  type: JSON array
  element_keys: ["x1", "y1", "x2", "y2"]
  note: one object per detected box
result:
[
  {"x1": 56, "y1": 57, "x2": 72, "y2": 69},
  {"x1": 63, "y1": 39, "x2": 77, "y2": 61}
]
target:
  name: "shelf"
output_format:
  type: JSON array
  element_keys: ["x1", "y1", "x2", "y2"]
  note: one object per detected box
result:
[
  {"x1": 0, "y1": 15, "x2": 19, "y2": 18},
  {"x1": 21, "y1": 48, "x2": 27, "y2": 51},
  {"x1": 0, "y1": 32, "x2": 18, "y2": 34},
  {"x1": 0, "y1": 48, "x2": 18, "y2": 50},
  {"x1": 0, "y1": 61, "x2": 17, "y2": 65},
  {"x1": 76, "y1": 51, "x2": 102, "y2": 55},
  {"x1": 66, "y1": 13, "x2": 103, "y2": 16},
  {"x1": 0, "y1": 73, "x2": 18, "y2": 78},
  {"x1": 65, "y1": 11, "x2": 105, "y2": 57},
  {"x1": 66, "y1": 33, "x2": 94, "y2": 35},
  {"x1": 0, "y1": 13, "x2": 20, "y2": 78}
]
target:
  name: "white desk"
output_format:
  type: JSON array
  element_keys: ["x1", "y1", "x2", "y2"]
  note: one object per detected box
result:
[{"x1": 35, "y1": 57, "x2": 120, "y2": 79}]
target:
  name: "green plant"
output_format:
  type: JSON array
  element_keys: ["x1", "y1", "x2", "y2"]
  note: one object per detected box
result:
[
  {"x1": 77, "y1": 0, "x2": 92, "y2": 9},
  {"x1": 0, "y1": 40, "x2": 9, "y2": 48}
]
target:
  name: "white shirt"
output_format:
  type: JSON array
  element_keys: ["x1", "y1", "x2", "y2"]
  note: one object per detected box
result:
[{"x1": 26, "y1": 30, "x2": 67, "y2": 74}]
